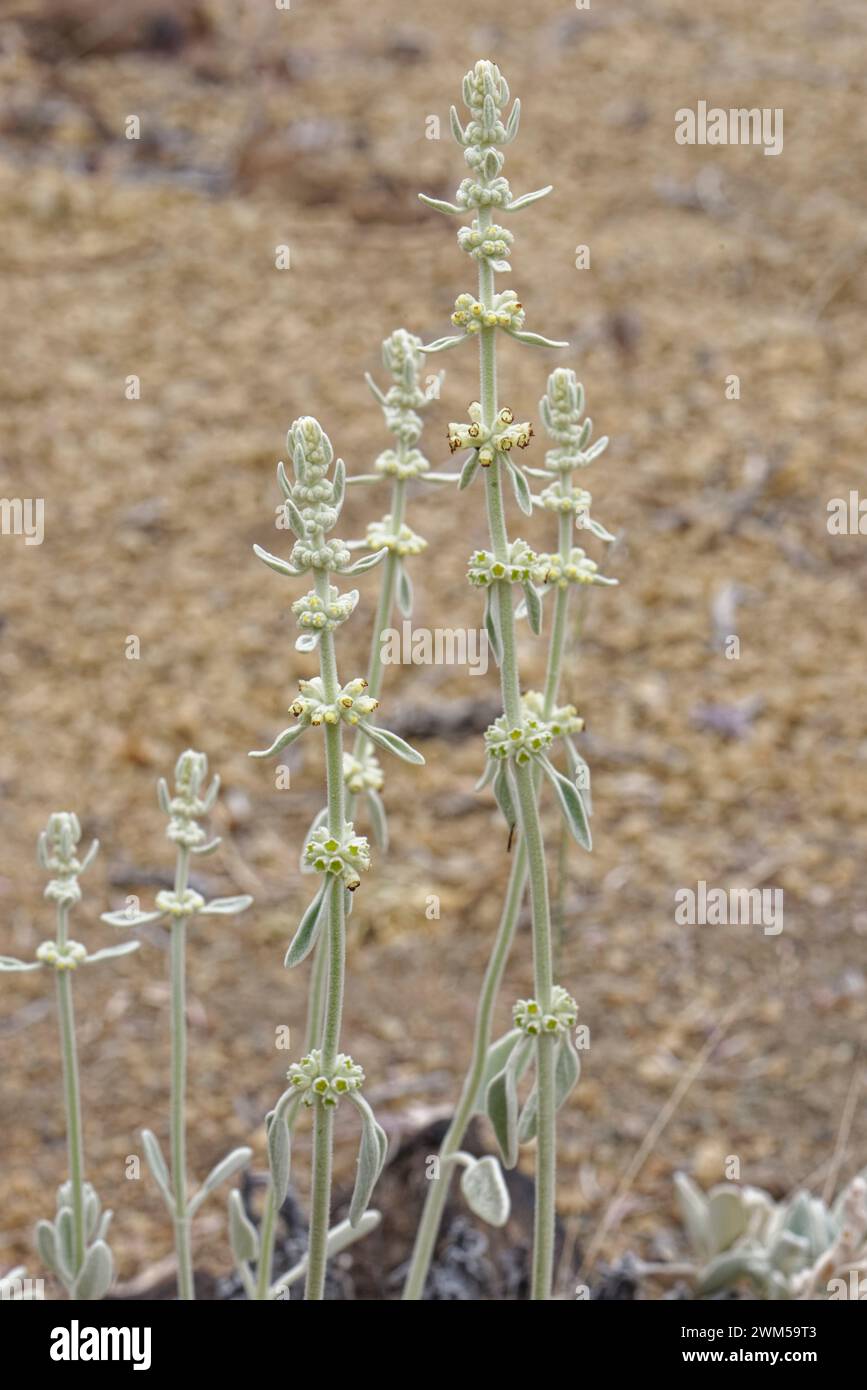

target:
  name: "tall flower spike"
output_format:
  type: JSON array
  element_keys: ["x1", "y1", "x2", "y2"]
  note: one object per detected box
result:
[
  {"x1": 254, "y1": 417, "x2": 387, "y2": 650},
  {"x1": 100, "y1": 754, "x2": 252, "y2": 1300},
  {"x1": 1, "y1": 815, "x2": 144, "y2": 1300}
]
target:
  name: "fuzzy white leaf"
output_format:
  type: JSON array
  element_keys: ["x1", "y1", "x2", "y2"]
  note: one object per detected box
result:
[{"x1": 460, "y1": 1156, "x2": 511, "y2": 1227}]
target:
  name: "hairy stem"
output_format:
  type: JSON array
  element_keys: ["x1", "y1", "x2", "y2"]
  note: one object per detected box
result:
[
  {"x1": 306, "y1": 1098, "x2": 334, "y2": 1300},
  {"x1": 305, "y1": 567, "x2": 346, "y2": 1300},
  {"x1": 170, "y1": 845, "x2": 194, "y2": 1300},
  {"x1": 55, "y1": 901, "x2": 86, "y2": 1286}
]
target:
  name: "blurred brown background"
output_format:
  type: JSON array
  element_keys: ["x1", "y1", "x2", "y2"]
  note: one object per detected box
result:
[{"x1": 1, "y1": 0, "x2": 866, "y2": 1292}]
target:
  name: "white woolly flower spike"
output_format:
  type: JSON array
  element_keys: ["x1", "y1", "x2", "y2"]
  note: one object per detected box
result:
[
  {"x1": 38, "y1": 812, "x2": 98, "y2": 907},
  {"x1": 100, "y1": 752, "x2": 252, "y2": 929}
]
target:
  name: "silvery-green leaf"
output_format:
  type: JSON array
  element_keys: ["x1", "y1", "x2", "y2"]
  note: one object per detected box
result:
[
  {"x1": 697, "y1": 1249, "x2": 763, "y2": 1297},
  {"x1": 344, "y1": 548, "x2": 388, "y2": 577},
  {"x1": 506, "y1": 459, "x2": 533, "y2": 517},
  {"x1": 421, "y1": 471, "x2": 461, "y2": 483},
  {"x1": 248, "y1": 723, "x2": 305, "y2": 760},
  {"x1": 279, "y1": 495, "x2": 307, "y2": 539},
  {"x1": 191, "y1": 836, "x2": 222, "y2": 856},
  {"x1": 473, "y1": 1028, "x2": 523, "y2": 1112},
  {"x1": 584, "y1": 517, "x2": 617, "y2": 545},
  {"x1": 504, "y1": 327, "x2": 569, "y2": 350},
  {"x1": 55, "y1": 1206, "x2": 75, "y2": 1285},
  {"x1": 492, "y1": 761, "x2": 516, "y2": 830},
  {"x1": 359, "y1": 723, "x2": 425, "y2": 766},
  {"x1": 83, "y1": 941, "x2": 141, "y2": 965},
  {"x1": 505, "y1": 185, "x2": 553, "y2": 212},
  {"x1": 299, "y1": 806, "x2": 328, "y2": 872},
  {"x1": 483, "y1": 589, "x2": 502, "y2": 666},
  {"x1": 366, "y1": 787, "x2": 389, "y2": 851},
  {"x1": 540, "y1": 757, "x2": 592, "y2": 851},
  {"x1": 517, "y1": 1034, "x2": 581, "y2": 1143},
  {"x1": 267, "y1": 1112, "x2": 292, "y2": 1208},
  {"x1": 418, "y1": 194, "x2": 462, "y2": 216},
  {"x1": 344, "y1": 474, "x2": 380, "y2": 487},
  {"x1": 475, "y1": 757, "x2": 497, "y2": 792},
  {"x1": 348, "y1": 1095, "x2": 388, "y2": 1228},
  {"x1": 200, "y1": 895, "x2": 253, "y2": 916},
  {"x1": 189, "y1": 1147, "x2": 253, "y2": 1216},
  {"x1": 505, "y1": 98, "x2": 521, "y2": 142},
  {"x1": 0, "y1": 957, "x2": 41, "y2": 971},
  {"x1": 485, "y1": 1039, "x2": 531, "y2": 1170},
  {"x1": 419, "y1": 334, "x2": 466, "y2": 354},
  {"x1": 460, "y1": 1156, "x2": 511, "y2": 1227},
  {"x1": 396, "y1": 561, "x2": 413, "y2": 619},
  {"x1": 157, "y1": 777, "x2": 171, "y2": 813},
  {"x1": 276, "y1": 459, "x2": 293, "y2": 498},
  {"x1": 269, "y1": 1211, "x2": 381, "y2": 1297},
  {"x1": 449, "y1": 104, "x2": 465, "y2": 144},
  {"x1": 141, "y1": 1129, "x2": 174, "y2": 1210},
  {"x1": 332, "y1": 458, "x2": 346, "y2": 513},
  {"x1": 706, "y1": 1187, "x2": 750, "y2": 1255},
  {"x1": 228, "y1": 1189, "x2": 259, "y2": 1265},
  {"x1": 252, "y1": 544, "x2": 300, "y2": 578},
  {"x1": 585, "y1": 434, "x2": 608, "y2": 460},
  {"x1": 285, "y1": 880, "x2": 330, "y2": 969},
  {"x1": 563, "y1": 740, "x2": 593, "y2": 816},
  {"x1": 97, "y1": 1209, "x2": 113, "y2": 1242},
  {"x1": 673, "y1": 1172, "x2": 711, "y2": 1259},
  {"x1": 73, "y1": 1240, "x2": 113, "y2": 1301},
  {"x1": 36, "y1": 1219, "x2": 57, "y2": 1275},
  {"x1": 364, "y1": 372, "x2": 387, "y2": 406},
  {"x1": 99, "y1": 908, "x2": 163, "y2": 929},
  {"x1": 459, "y1": 451, "x2": 481, "y2": 490},
  {"x1": 522, "y1": 582, "x2": 542, "y2": 635},
  {"x1": 84, "y1": 1187, "x2": 101, "y2": 1241},
  {"x1": 296, "y1": 632, "x2": 320, "y2": 651}
]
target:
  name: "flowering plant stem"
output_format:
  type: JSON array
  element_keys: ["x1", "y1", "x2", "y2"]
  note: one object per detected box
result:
[
  {"x1": 55, "y1": 900, "x2": 87, "y2": 1281},
  {"x1": 305, "y1": 570, "x2": 347, "y2": 1300},
  {"x1": 169, "y1": 844, "x2": 194, "y2": 1300},
  {"x1": 403, "y1": 560, "x2": 573, "y2": 1301},
  {"x1": 403, "y1": 62, "x2": 619, "y2": 1290}
]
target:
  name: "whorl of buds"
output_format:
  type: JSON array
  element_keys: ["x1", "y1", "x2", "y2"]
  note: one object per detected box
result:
[
  {"x1": 162, "y1": 749, "x2": 219, "y2": 850},
  {"x1": 365, "y1": 517, "x2": 427, "y2": 557},
  {"x1": 513, "y1": 987, "x2": 578, "y2": 1037},
  {"x1": 290, "y1": 677, "x2": 379, "y2": 729},
  {"x1": 303, "y1": 824, "x2": 371, "y2": 890},
  {"x1": 448, "y1": 402, "x2": 532, "y2": 467},
  {"x1": 343, "y1": 749, "x2": 384, "y2": 795},
  {"x1": 38, "y1": 812, "x2": 98, "y2": 907},
  {"x1": 287, "y1": 1050, "x2": 365, "y2": 1108},
  {"x1": 532, "y1": 547, "x2": 618, "y2": 590},
  {"x1": 36, "y1": 940, "x2": 87, "y2": 970},
  {"x1": 292, "y1": 587, "x2": 358, "y2": 634},
  {"x1": 468, "y1": 539, "x2": 536, "y2": 587},
  {"x1": 451, "y1": 290, "x2": 525, "y2": 335}
]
